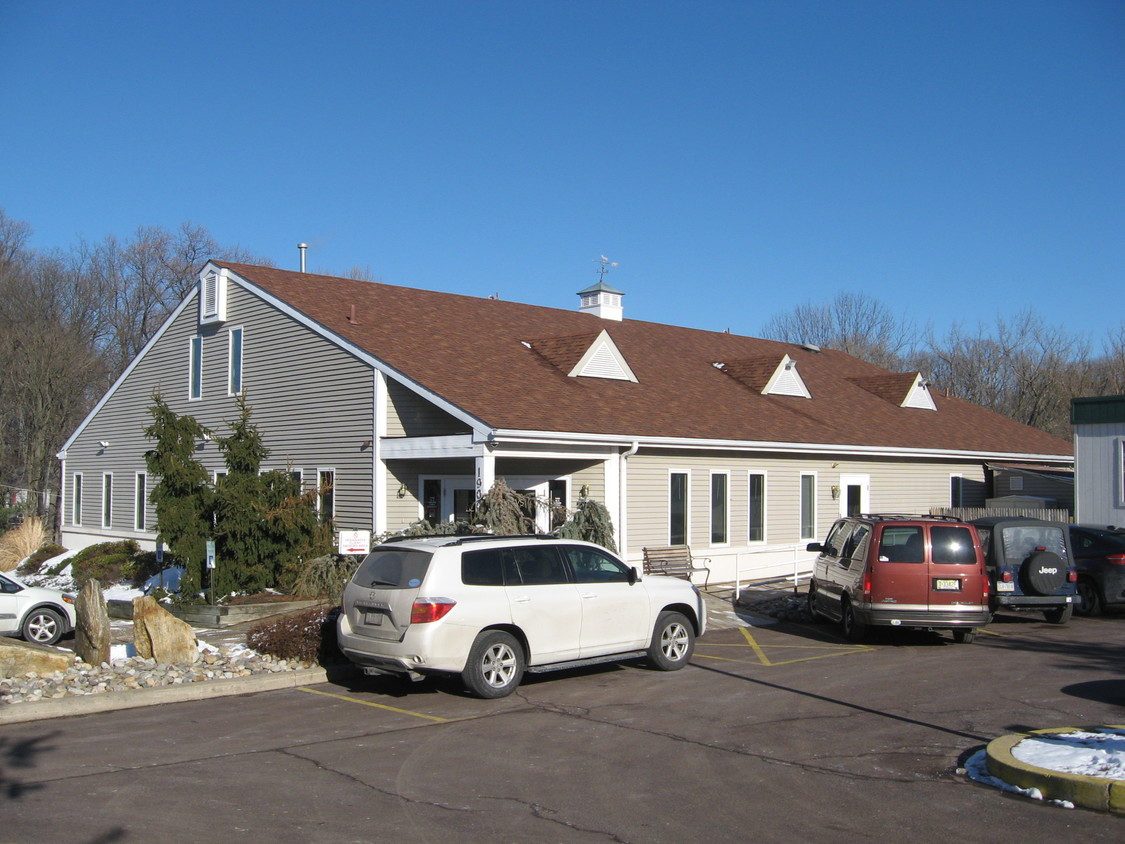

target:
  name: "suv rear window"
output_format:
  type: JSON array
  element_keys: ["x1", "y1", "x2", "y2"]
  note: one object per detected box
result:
[
  {"x1": 352, "y1": 548, "x2": 433, "y2": 588},
  {"x1": 1000, "y1": 525, "x2": 1067, "y2": 561}
]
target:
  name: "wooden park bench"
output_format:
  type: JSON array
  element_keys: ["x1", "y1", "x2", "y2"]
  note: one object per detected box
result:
[{"x1": 642, "y1": 545, "x2": 711, "y2": 588}]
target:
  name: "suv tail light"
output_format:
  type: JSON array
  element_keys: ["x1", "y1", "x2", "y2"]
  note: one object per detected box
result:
[
  {"x1": 1068, "y1": 569, "x2": 1078, "y2": 582},
  {"x1": 1108, "y1": 554, "x2": 1125, "y2": 566},
  {"x1": 411, "y1": 598, "x2": 457, "y2": 624},
  {"x1": 1000, "y1": 570, "x2": 1014, "y2": 583}
]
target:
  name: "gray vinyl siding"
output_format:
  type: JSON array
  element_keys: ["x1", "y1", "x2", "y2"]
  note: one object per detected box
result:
[
  {"x1": 64, "y1": 285, "x2": 377, "y2": 543},
  {"x1": 624, "y1": 451, "x2": 989, "y2": 557},
  {"x1": 1075, "y1": 421, "x2": 1125, "y2": 524},
  {"x1": 385, "y1": 380, "x2": 470, "y2": 437}
]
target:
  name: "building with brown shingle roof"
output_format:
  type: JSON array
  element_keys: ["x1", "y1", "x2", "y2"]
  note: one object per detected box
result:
[{"x1": 58, "y1": 261, "x2": 1073, "y2": 583}]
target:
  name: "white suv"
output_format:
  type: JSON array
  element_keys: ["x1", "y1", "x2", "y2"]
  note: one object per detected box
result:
[
  {"x1": 337, "y1": 536, "x2": 706, "y2": 698},
  {"x1": 1, "y1": 570, "x2": 77, "y2": 646}
]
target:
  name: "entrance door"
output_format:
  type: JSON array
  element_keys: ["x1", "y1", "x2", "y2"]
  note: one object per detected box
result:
[{"x1": 838, "y1": 474, "x2": 869, "y2": 518}]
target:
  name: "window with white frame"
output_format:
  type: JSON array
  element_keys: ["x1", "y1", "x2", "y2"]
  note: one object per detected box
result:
[
  {"x1": 748, "y1": 472, "x2": 766, "y2": 542},
  {"x1": 134, "y1": 473, "x2": 147, "y2": 531},
  {"x1": 228, "y1": 327, "x2": 244, "y2": 396},
  {"x1": 73, "y1": 473, "x2": 83, "y2": 526},
  {"x1": 669, "y1": 472, "x2": 688, "y2": 545},
  {"x1": 102, "y1": 473, "x2": 113, "y2": 529},
  {"x1": 189, "y1": 335, "x2": 203, "y2": 400},
  {"x1": 799, "y1": 473, "x2": 817, "y2": 540},
  {"x1": 710, "y1": 471, "x2": 728, "y2": 545},
  {"x1": 318, "y1": 469, "x2": 335, "y2": 524}
]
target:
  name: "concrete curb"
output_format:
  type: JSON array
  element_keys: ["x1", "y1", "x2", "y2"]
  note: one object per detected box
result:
[
  {"x1": 0, "y1": 665, "x2": 358, "y2": 726},
  {"x1": 985, "y1": 726, "x2": 1125, "y2": 814}
]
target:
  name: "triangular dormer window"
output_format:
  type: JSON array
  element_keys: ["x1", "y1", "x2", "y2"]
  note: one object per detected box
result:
[
  {"x1": 200, "y1": 267, "x2": 228, "y2": 324},
  {"x1": 761, "y1": 354, "x2": 811, "y2": 398},
  {"x1": 847, "y1": 372, "x2": 937, "y2": 411},
  {"x1": 568, "y1": 329, "x2": 637, "y2": 381},
  {"x1": 715, "y1": 355, "x2": 811, "y2": 398},
  {"x1": 902, "y1": 373, "x2": 938, "y2": 411}
]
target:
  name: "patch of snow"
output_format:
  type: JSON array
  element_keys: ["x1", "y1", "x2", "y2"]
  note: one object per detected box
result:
[
  {"x1": 964, "y1": 750, "x2": 1073, "y2": 809},
  {"x1": 1011, "y1": 729, "x2": 1125, "y2": 780}
]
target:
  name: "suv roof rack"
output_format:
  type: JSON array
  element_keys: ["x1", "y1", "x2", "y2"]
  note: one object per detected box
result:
[
  {"x1": 858, "y1": 513, "x2": 964, "y2": 522},
  {"x1": 379, "y1": 533, "x2": 558, "y2": 546}
]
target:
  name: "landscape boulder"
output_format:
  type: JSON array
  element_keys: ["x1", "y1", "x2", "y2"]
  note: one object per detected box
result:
[
  {"x1": 133, "y1": 596, "x2": 199, "y2": 665},
  {"x1": 0, "y1": 637, "x2": 77, "y2": 678},
  {"x1": 75, "y1": 579, "x2": 111, "y2": 666}
]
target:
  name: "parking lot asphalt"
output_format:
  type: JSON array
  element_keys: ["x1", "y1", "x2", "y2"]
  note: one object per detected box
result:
[{"x1": 2, "y1": 586, "x2": 1123, "y2": 841}]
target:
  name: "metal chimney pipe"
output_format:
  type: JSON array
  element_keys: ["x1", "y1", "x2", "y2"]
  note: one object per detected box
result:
[{"x1": 298, "y1": 243, "x2": 308, "y2": 273}]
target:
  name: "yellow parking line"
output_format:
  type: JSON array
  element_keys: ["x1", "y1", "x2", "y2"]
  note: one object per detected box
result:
[
  {"x1": 694, "y1": 628, "x2": 874, "y2": 667},
  {"x1": 298, "y1": 686, "x2": 450, "y2": 722}
]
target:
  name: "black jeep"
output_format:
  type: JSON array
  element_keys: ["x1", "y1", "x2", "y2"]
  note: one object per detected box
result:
[{"x1": 971, "y1": 516, "x2": 1077, "y2": 624}]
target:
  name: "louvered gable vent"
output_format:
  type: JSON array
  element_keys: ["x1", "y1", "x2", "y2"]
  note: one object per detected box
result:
[
  {"x1": 569, "y1": 330, "x2": 637, "y2": 381},
  {"x1": 717, "y1": 355, "x2": 810, "y2": 398},
  {"x1": 848, "y1": 372, "x2": 937, "y2": 411},
  {"x1": 199, "y1": 267, "x2": 228, "y2": 324}
]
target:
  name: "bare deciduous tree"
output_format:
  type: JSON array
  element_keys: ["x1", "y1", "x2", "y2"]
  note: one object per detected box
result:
[{"x1": 760, "y1": 291, "x2": 916, "y2": 369}]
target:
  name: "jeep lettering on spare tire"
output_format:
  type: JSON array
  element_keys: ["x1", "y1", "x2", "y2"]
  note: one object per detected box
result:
[{"x1": 1020, "y1": 551, "x2": 1066, "y2": 596}]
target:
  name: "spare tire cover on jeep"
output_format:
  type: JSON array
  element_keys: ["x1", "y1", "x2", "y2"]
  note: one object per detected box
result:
[{"x1": 1019, "y1": 551, "x2": 1066, "y2": 596}]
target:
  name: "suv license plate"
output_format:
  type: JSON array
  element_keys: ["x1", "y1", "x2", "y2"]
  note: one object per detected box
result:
[
  {"x1": 996, "y1": 581, "x2": 1015, "y2": 592},
  {"x1": 934, "y1": 578, "x2": 961, "y2": 591},
  {"x1": 364, "y1": 611, "x2": 384, "y2": 626}
]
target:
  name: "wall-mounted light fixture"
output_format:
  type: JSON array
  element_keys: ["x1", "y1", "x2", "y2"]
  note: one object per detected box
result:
[
  {"x1": 831, "y1": 485, "x2": 841, "y2": 500},
  {"x1": 397, "y1": 482, "x2": 409, "y2": 498},
  {"x1": 361, "y1": 439, "x2": 373, "y2": 450}
]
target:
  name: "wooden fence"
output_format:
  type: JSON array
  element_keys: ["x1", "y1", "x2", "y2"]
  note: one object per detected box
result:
[{"x1": 929, "y1": 506, "x2": 1073, "y2": 523}]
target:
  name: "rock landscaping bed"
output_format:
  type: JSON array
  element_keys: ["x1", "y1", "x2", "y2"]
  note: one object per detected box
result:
[{"x1": 0, "y1": 646, "x2": 307, "y2": 706}]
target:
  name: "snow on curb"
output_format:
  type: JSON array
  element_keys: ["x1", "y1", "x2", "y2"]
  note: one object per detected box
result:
[{"x1": 984, "y1": 726, "x2": 1125, "y2": 814}]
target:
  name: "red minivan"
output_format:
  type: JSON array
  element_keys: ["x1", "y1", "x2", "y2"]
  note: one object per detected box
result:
[{"x1": 806, "y1": 515, "x2": 990, "y2": 643}]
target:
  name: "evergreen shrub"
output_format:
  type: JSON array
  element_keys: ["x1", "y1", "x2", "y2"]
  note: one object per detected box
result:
[
  {"x1": 17, "y1": 543, "x2": 69, "y2": 576},
  {"x1": 69, "y1": 540, "x2": 141, "y2": 590}
]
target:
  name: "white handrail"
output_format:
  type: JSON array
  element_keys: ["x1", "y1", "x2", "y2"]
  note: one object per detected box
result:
[{"x1": 735, "y1": 543, "x2": 816, "y2": 595}]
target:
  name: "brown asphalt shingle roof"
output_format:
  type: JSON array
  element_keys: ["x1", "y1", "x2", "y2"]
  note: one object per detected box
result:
[{"x1": 218, "y1": 262, "x2": 1072, "y2": 458}]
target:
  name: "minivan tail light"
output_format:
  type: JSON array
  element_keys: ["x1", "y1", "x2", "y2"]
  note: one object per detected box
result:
[
  {"x1": 1107, "y1": 554, "x2": 1125, "y2": 566},
  {"x1": 863, "y1": 569, "x2": 872, "y2": 598},
  {"x1": 411, "y1": 599, "x2": 457, "y2": 624}
]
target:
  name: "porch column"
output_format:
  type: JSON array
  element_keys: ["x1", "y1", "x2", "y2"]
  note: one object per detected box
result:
[
  {"x1": 372, "y1": 371, "x2": 387, "y2": 534},
  {"x1": 604, "y1": 450, "x2": 623, "y2": 551},
  {"x1": 475, "y1": 449, "x2": 495, "y2": 499}
]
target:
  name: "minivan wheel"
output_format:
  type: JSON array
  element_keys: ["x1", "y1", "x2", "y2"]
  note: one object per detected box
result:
[
  {"x1": 952, "y1": 628, "x2": 976, "y2": 644},
  {"x1": 841, "y1": 600, "x2": 867, "y2": 643},
  {"x1": 1043, "y1": 604, "x2": 1073, "y2": 625},
  {"x1": 1075, "y1": 578, "x2": 1103, "y2": 617},
  {"x1": 647, "y1": 611, "x2": 695, "y2": 671},
  {"x1": 462, "y1": 631, "x2": 525, "y2": 699}
]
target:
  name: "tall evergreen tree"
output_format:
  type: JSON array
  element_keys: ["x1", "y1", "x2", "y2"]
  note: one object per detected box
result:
[
  {"x1": 213, "y1": 395, "x2": 329, "y2": 595},
  {"x1": 143, "y1": 391, "x2": 213, "y2": 599}
]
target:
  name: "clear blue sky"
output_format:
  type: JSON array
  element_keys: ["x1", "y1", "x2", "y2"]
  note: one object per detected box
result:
[{"x1": 2, "y1": 1, "x2": 1122, "y2": 344}]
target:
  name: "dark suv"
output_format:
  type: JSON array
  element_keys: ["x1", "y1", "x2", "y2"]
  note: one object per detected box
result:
[
  {"x1": 806, "y1": 515, "x2": 990, "y2": 643},
  {"x1": 970, "y1": 516, "x2": 1076, "y2": 624}
]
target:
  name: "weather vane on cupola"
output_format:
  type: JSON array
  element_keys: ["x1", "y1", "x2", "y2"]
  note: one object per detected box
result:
[
  {"x1": 579, "y1": 256, "x2": 625, "y2": 321},
  {"x1": 594, "y1": 254, "x2": 618, "y2": 281}
]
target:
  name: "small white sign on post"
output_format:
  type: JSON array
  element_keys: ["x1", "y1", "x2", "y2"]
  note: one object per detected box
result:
[{"x1": 338, "y1": 529, "x2": 371, "y2": 556}]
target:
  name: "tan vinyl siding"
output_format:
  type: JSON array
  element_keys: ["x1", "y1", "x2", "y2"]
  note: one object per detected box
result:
[
  {"x1": 624, "y1": 450, "x2": 989, "y2": 557},
  {"x1": 385, "y1": 380, "x2": 470, "y2": 437}
]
